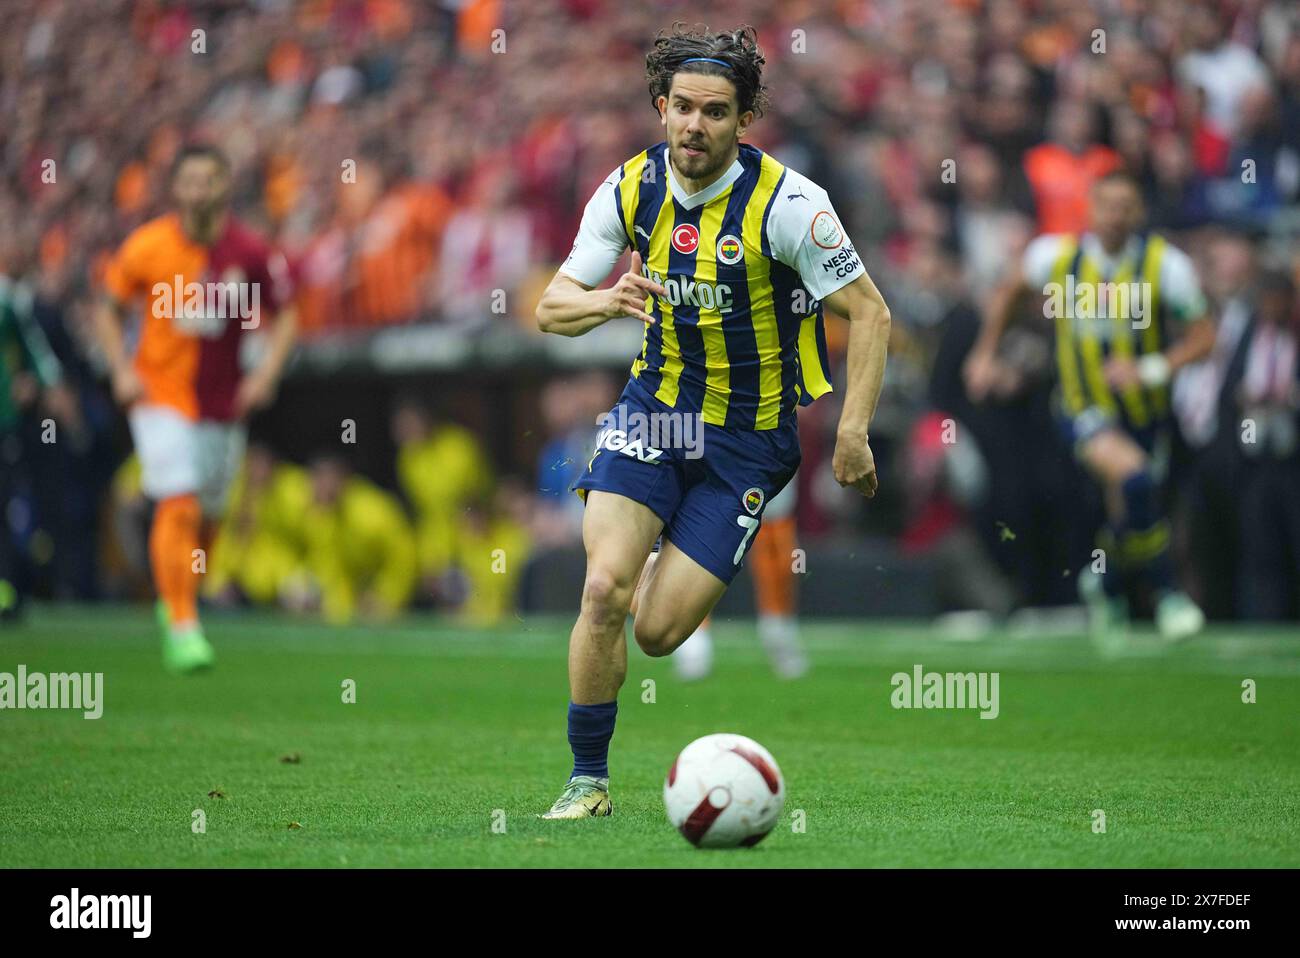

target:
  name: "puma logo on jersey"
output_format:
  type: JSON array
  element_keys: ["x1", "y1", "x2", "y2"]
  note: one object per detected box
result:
[{"x1": 597, "y1": 428, "x2": 664, "y2": 464}]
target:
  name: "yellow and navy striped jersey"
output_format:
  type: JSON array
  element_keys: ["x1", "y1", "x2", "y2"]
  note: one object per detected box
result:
[
  {"x1": 560, "y1": 142, "x2": 865, "y2": 431},
  {"x1": 1023, "y1": 230, "x2": 1208, "y2": 429}
]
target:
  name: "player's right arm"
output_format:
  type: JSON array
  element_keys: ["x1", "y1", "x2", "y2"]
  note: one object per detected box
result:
[
  {"x1": 536, "y1": 251, "x2": 663, "y2": 336},
  {"x1": 93, "y1": 232, "x2": 148, "y2": 407},
  {"x1": 963, "y1": 234, "x2": 1058, "y2": 403},
  {"x1": 92, "y1": 294, "x2": 145, "y2": 406},
  {"x1": 962, "y1": 275, "x2": 1029, "y2": 403},
  {"x1": 535, "y1": 168, "x2": 664, "y2": 337}
]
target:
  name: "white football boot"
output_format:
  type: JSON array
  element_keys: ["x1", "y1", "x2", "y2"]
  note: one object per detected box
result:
[
  {"x1": 759, "y1": 613, "x2": 809, "y2": 679},
  {"x1": 673, "y1": 625, "x2": 714, "y2": 681},
  {"x1": 1155, "y1": 591, "x2": 1205, "y2": 642}
]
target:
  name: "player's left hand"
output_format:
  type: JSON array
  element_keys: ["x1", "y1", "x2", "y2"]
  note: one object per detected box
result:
[
  {"x1": 833, "y1": 433, "x2": 878, "y2": 498},
  {"x1": 1104, "y1": 356, "x2": 1140, "y2": 391},
  {"x1": 233, "y1": 371, "x2": 276, "y2": 417}
]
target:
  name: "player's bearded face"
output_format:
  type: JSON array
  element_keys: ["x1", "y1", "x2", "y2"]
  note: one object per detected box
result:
[
  {"x1": 661, "y1": 74, "x2": 750, "y2": 181},
  {"x1": 1091, "y1": 181, "x2": 1143, "y2": 248},
  {"x1": 172, "y1": 157, "x2": 230, "y2": 221}
]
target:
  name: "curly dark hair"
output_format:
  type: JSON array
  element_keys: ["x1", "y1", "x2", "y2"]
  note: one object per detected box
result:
[{"x1": 645, "y1": 23, "x2": 769, "y2": 118}]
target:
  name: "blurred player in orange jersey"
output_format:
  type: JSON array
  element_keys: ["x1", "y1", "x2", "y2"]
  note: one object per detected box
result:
[
  {"x1": 92, "y1": 145, "x2": 297, "y2": 673},
  {"x1": 668, "y1": 475, "x2": 808, "y2": 681}
]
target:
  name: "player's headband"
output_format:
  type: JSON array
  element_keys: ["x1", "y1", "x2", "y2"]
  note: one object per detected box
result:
[{"x1": 680, "y1": 57, "x2": 731, "y2": 69}]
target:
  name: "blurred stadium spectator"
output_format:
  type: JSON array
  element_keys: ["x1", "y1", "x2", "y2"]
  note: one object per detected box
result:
[
  {"x1": 389, "y1": 393, "x2": 493, "y2": 605},
  {"x1": 292, "y1": 451, "x2": 416, "y2": 623},
  {"x1": 1233, "y1": 268, "x2": 1300, "y2": 619},
  {"x1": 205, "y1": 441, "x2": 312, "y2": 608},
  {"x1": 531, "y1": 372, "x2": 617, "y2": 548}
]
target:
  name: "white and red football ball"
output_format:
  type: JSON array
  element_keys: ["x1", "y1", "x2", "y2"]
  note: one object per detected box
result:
[{"x1": 664, "y1": 733, "x2": 785, "y2": 848}]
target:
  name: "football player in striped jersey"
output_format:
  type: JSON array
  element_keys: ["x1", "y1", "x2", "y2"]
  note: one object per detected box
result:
[
  {"x1": 965, "y1": 170, "x2": 1214, "y2": 645},
  {"x1": 535, "y1": 24, "x2": 891, "y2": 818}
]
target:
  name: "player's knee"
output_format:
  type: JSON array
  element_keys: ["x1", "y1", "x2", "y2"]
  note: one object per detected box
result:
[
  {"x1": 581, "y1": 568, "x2": 633, "y2": 626},
  {"x1": 1086, "y1": 431, "x2": 1143, "y2": 484},
  {"x1": 1108, "y1": 448, "x2": 1148, "y2": 486},
  {"x1": 632, "y1": 616, "x2": 687, "y2": 658}
]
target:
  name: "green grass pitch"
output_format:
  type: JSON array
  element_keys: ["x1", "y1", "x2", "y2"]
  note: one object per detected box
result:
[{"x1": 2, "y1": 606, "x2": 1298, "y2": 868}]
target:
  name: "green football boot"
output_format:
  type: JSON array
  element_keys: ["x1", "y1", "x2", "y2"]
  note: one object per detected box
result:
[
  {"x1": 1078, "y1": 567, "x2": 1128, "y2": 654},
  {"x1": 163, "y1": 623, "x2": 215, "y2": 674},
  {"x1": 541, "y1": 776, "x2": 612, "y2": 819}
]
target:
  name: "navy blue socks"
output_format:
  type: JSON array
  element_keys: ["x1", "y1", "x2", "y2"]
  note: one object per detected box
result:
[
  {"x1": 568, "y1": 700, "x2": 618, "y2": 780},
  {"x1": 1119, "y1": 471, "x2": 1174, "y2": 593},
  {"x1": 1101, "y1": 470, "x2": 1174, "y2": 598}
]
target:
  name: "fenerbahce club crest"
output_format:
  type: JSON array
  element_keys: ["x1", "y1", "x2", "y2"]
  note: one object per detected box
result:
[
  {"x1": 743, "y1": 487, "x2": 765, "y2": 515},
  {"x1": 717, "y1": 234, "x2": 744, "y2": 265}
]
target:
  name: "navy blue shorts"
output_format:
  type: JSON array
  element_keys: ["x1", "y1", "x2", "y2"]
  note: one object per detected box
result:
[{"x1": 571, "y1": 377, "x2": 801, "y2": 584}]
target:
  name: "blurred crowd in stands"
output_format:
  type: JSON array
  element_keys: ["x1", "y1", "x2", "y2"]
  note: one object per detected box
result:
[{"x1": 2, "y1": 0, "x2": 1299, "y2": 622}]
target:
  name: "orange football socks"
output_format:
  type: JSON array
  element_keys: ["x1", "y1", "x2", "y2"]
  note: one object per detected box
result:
[
  {"x1": 150, "y1": 493, "x2": 202, "y2": 628},
  {"x1": 752, "y1": 515, "x2": 797, "y2": 617}
]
